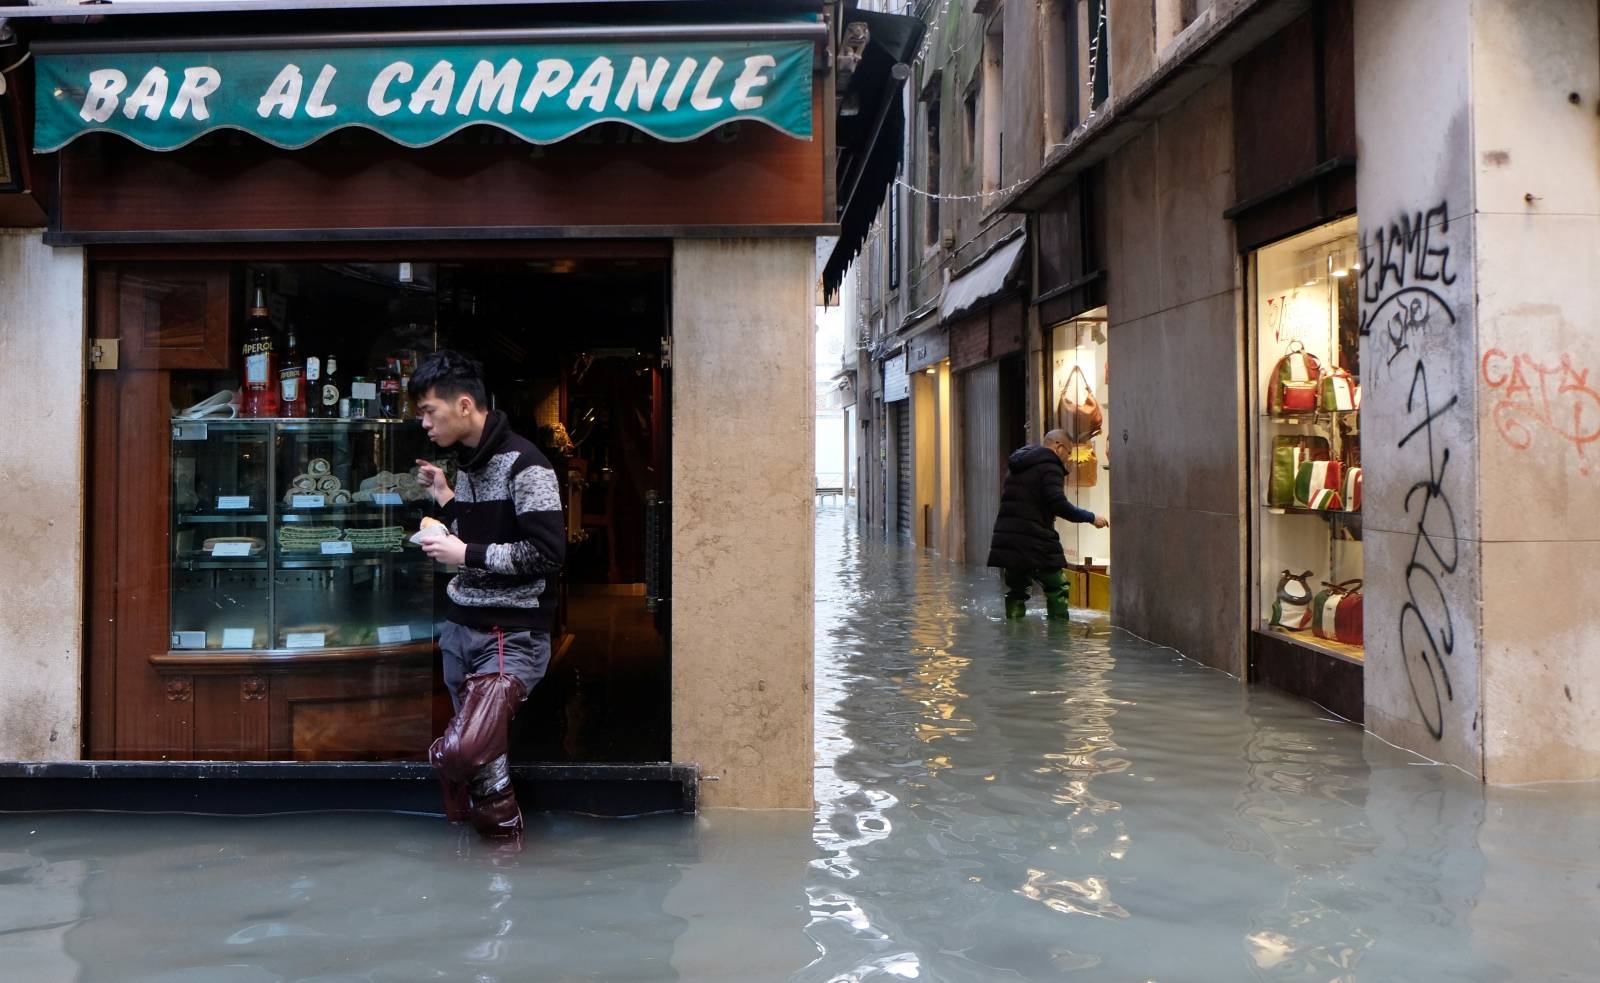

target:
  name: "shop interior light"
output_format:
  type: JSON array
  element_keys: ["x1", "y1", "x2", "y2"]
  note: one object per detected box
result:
[{"x1": 924, "y1": 366, "x2": 936, "y2": 375}]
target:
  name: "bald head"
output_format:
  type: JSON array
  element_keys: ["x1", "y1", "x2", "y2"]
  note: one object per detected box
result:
[{"x1": 1042, "y1": 429, "x2": 1071, "y2": 451}]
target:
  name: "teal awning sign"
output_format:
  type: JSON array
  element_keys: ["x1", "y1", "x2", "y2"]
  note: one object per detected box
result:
[{"x1": 34, "y1": 38, "x2": 813, "y2": 151}]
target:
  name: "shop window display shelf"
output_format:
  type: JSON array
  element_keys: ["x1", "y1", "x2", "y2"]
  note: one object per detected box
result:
[
  {"x1": 1265, "y1": 505, "x2": 1362, "y2": 520},
  {"x1": 168, "y1": 416, "x2": 437, "y2": 656},
  {"x1": 1262, "y1": 624, "x2": 1365, "y2": 665}
]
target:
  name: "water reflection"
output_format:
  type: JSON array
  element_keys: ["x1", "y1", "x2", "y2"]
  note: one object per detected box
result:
[{"x1": 5, "y1": 507, "x2": 1600, "y2": 981}]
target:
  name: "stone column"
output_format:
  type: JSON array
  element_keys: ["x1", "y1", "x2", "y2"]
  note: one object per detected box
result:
[
  {"x1": 0, "y1": 232, "x2": 86, "y2": 761},
  {"x1": 1355, "y1": 0, "x2": 1600, "y2": 780},
  {"x1": 670, "y1": 238, "x2": 815, "y2": 808}
]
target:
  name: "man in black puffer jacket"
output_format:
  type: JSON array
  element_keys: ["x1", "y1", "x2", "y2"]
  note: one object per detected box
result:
[{"x1": 986, "y1": 429, "x2": 1109, "y2": 619}]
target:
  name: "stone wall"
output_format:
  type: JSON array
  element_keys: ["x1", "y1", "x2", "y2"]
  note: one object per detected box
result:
[
  {"x1": 670, "y1": 238, "x2": 815, "y2": 808},
  {"x1": 0, "y1": 232, "x2": 87, "y2": 760},
  {"x1": 1104, "y1": 74, "x2": 1246, "y2": 675},
  {"x1": 1473, "y1": 0, "x2": 1600, "y2": 782}
]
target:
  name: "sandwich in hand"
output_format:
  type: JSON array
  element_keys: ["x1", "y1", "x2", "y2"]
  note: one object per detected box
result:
[{"x1": 409, "y1": 515, "x2": 450, "y2": 546}]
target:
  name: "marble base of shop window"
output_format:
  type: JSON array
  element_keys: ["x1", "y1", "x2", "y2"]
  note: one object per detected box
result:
[{"x1": 1249, "y1": 628, "x2": 1364, "y2": 725}]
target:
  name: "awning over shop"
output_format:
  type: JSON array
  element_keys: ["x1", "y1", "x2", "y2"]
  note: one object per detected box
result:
[
  {"x1": 821, "y1": 7, "x2": 923, "y2": 298},
  {"x1": 940, "y1": 233, "x2": 1025, "y2": 322},
  {"x1": 33, "y1": 30, "x2": 816, "y2": 151}
]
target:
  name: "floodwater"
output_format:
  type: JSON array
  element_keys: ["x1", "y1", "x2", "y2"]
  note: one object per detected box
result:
[{"x1": 4, "y1": 508, "x2": 1600, "y2": 982}]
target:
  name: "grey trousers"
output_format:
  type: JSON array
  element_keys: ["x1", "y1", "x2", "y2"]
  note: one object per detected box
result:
[{"x1": 439, "y1": 622, "x2": 552, "y2": 711}]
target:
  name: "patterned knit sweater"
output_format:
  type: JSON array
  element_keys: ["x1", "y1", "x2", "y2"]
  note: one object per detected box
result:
[{"x1": 432, "y1": 410, "x2": 565, "y2": 632}]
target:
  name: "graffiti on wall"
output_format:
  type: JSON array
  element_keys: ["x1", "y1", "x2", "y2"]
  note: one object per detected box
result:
[
  {"x1": 1359, "y1": 202, "x2": 1459, "y2": 376},
  {"x1": 1481, "y1": 349, "x2": 1600, "y2": 474},
  {"x1": 1364, "y1": 201, "x2": 1464, "y2": 742},
  {"x1": 1396, "y1": 361, "x2": 1460, "y2": 741}
]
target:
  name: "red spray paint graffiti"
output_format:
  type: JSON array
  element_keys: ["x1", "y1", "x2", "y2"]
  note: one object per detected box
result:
[{"x1": 1481, "y1": 349, "x2": 1600, "y2": 473}]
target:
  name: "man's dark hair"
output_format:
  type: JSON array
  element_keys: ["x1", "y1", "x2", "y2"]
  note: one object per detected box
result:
[{"x1": 408, "y1": 349, "x2": 488, "y2": 408}]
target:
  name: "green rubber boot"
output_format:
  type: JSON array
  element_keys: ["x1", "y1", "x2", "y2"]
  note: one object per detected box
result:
[
  {"x1": 1041, "y1": 569, "x2": 1072, "y2": 620},
  {"x1": 1005, "y1": 598, "x2": 1028, "y2": 619}
]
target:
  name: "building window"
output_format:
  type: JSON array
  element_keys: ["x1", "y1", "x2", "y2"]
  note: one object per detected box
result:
[
  {"x1": 981, "y1": 24, "x2": 1004, "y2": 193},
  {"x1": 1087, "y1": 0, "x2": 1109, "y2": 110},
  {"x1": 924, "y1": 97, "x2": 941, "y2": 247},
  {"x1": 962, "y1": 87, "x2": 978, "y2": 169},
  {"x1": 1251, "y1": 216, "x2": 1364, "y2": 660},
  {"x1": 1047, "y1": 0, "x2": 1080, "y2": 143},
  {"x1": 888, "y1": 167, "x2": 901, "y2": 290},
  {"x1": 1180, "y1": 0, "x2": 1210, "y2": 28}
]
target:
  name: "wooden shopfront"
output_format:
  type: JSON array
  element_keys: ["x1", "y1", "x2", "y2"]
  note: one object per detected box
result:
[{"x1": 10, "y1": 1, "x2": 837, "y2": 771}]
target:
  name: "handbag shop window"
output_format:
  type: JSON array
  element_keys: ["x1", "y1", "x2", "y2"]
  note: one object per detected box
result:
[
  {"x1": 1252, "y1": 216, "x2": 1364, "y2": 659},
  {"x1": 1051, "y1": 311, "x2": 1110, "y2": 586}
]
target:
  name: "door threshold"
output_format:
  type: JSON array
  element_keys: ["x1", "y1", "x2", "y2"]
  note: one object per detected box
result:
[{"x1": 0, "y1": 760, "x2": 698, "y2": 817}]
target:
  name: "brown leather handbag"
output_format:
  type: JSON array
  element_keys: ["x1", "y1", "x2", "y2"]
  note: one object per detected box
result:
[{"x1": 1057, "y1": 364, "x2": 1104, "y2": 441}]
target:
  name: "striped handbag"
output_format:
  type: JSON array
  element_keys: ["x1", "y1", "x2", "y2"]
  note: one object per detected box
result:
[
  {"x1": 1312, "y1": 580, "x2": 1364, "y2": 644},
  {"x1": 1271, "y1": 570, "x2": 1316, "y2": 631},
  {"x1": 1320, "y1": 367, "x2": 1358, "y2": 412},
  {"x1": 1294, "y1": 459, "x2": 1344, "y2": 511},
  {"x1": 1342, "y1": 466, "x2": 1362, "y2": 512},
  {"x1": 1268, "y1": 342, "x2": 1324, "y2": 415}
]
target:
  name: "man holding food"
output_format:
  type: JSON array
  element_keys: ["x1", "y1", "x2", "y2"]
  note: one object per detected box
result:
[{"x1": 409, "y1": 350, "x2": 565, "y2": 841}]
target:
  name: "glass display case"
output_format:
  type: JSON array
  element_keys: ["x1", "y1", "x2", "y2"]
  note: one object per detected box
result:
[
  {"x1": 1251, "y1": 216, "x2": 1364, "y2": 660},
  {"x1": 170, "y1": 417, "x2": 440, "y2": 653}
]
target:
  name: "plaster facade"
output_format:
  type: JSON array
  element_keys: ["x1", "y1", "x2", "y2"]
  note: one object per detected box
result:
[
  {"x1": 0, "y1": 232, "x2": 87, "y2": 760},
  {"x1": 671, "y1": 238, "x2": 816, "y2": 809}
]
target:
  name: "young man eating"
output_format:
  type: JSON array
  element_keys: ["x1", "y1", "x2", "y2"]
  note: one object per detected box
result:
[{"x1": 410, "y1": 350, "x2": 565, "y2": 840}]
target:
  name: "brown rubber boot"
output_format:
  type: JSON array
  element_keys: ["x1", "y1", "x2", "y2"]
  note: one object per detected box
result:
[
  {"x1": 469, "y1": 786, "x2": 524, "y2": 840},
  {"x1": 438, "y1": 777, "x2": 471, "y2": 823},
  {"x1": 430, "y1": 674, "x2": 526, "y2": 783}
]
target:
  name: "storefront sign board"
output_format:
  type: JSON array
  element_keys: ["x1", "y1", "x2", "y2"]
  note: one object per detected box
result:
[
  {"x1": 882, "y1": 352, "x2": 909, "y2": 403},
  {"x1": 36, "y1": 39, "x2": 813, "y2": 151},
  {"x1": 905, "y1": 327, "x2": 948, "y2": 373}
]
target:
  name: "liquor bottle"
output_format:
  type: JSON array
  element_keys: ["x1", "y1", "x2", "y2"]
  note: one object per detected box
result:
[
  {"x1": 349, "y1": 375, "x2": 369, "y2": 419},
  {"x1": 304, "y1": 354, "x2": 323, "y2": 416},
  {"x1": 240, "y1": 281, "x2": 279, "y2": 418},
  {"x1": 379, "y1": 362, "x2": 401, "y2": 419},
  {"x1": 319, "y1": 355, "x2": 341, "y2": 418},
  {"x1": 278, "y1": 325, "x2": 306, "y2": 417}
]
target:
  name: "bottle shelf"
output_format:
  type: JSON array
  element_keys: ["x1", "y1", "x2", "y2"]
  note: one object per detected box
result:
[{"x1": 174, "y1": 417, "x2": 415, "y2": 430}]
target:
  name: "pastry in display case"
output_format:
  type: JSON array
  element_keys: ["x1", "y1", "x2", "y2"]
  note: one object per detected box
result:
[{"x1": 170, "y1": 416, "x2": 441, "y2": 654}]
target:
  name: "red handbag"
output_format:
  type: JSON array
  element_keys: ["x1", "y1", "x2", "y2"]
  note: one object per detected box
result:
[
  {"x1": 1268, "y1": 342, "x2": 1324, "y2": 415},
  {"x1": 1312, "y1": 580, "x2": 1363, "y2": 645}
]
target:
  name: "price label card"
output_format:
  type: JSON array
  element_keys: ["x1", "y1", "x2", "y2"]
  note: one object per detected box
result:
[
  {"x1": 321, "y1": 540, "x2": 354, "y2": 555},
  {"x1": 373, "y1": 492, "x2": 404, "y2": 506},
  {"x1": 350, "y1": 381, "x2": 378, "y2": 400},
  {"x1": 377, "y1": 625, "x2": 412, "y2": 645},
  {"x1": 211, "y1": 542, "x2": 254, "y2": 557},
  {"x1": 171, "y1": 631, "x2": 206, "y2": 649},
  {"x1": 221, "y1": 628, "x2": 256, "y2": 648},
  {"x1": 292, "y1": 494, "x2": 326, "y2": 509},
  {"x1": 216, "y1": 495, "x2": 251, "y2": 510},
  {"x1": 285, "y1": 632, "x2": 325, "y2": 649}
]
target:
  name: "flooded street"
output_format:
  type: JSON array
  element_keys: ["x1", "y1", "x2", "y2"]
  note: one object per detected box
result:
[{"x1": 5, "y1": 507, "x2": 1600, "y2": 981}]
